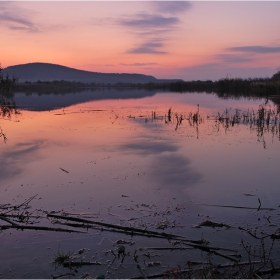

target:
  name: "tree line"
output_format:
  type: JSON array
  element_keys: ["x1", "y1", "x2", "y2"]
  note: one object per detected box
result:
[
  {"x1": 2, "y1": 64, "x2": 280, "y2": 97},
  {"x1": 13, "y1": 69, "x2": 280, "y2": 97}
]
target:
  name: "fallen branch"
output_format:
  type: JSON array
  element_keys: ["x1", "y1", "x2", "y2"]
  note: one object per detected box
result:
[
  {"x1": 143, "y1": 246, "x2": 195, "y2": 251},
  {"x1": 51, "y1": 272, "x2": 75, "y2": 279},
  {"x1": 237, "y1": 226, "x2": 273, "y2": 240},
  {"x1": 47, "y1": 213, "x2": 199, "y2": 242},
  {"x1": 257, "y1": 266, "x2": 280, "y2": 276},
  {"x1": 144, "y1": 245, "x2": 236, "y2": 253},
  {"x1": 59, "y1": 168, "x2": 69, "y2": 174},
  {"x1": 0, "y1": 225, "x2": 86, "y2": 233},
  {"x1": 62, "y1": 261, "x2": 101, "y2": 267},
  {"x1": 270, "y1": 234, "x2": 280, "y2": 240},
  {"x1": 49, "y1": 216, "x2": 238, "y2": 262},
  {"x1": 2, "y1": 194, "x2": 38, "y2": 215},
  {"x1": 137, "y1": 264, "x2": 148, "y2": 279},
  {"x1": 193, "y1": 220, "x2": 231, "y2": 229},
  {"x1": 211, "y1": 249, "x2": 239, "y2": 262},
  {"x1": 54, "y1": 220, "x2": 198, "y2": 242},
  {"x1": 257, "y1": 198, "x2": 262, "y2": 211},
  {"x1": 199, "y1": 203, "x2": 275, "y2": 211},
  {"x1": 0, "y1": 216, "x2": 19, "y2": 226},
  {"x1": 131, "y1": 260, "x2": 263, "y2": 279}
]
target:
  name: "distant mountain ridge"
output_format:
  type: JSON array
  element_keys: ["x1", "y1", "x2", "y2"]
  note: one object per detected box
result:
[{"x1": 3, "y1": 62, "x2": 181, "y2": 84}]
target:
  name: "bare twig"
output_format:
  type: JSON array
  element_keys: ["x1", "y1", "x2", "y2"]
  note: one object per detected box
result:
[
  {"x1": 0, "y1": 225, "x2": 86, "y2": 233},
  {"x1": 47, "y1": 213, "x2": 198, "y2": 242},
  {"x1": 199, "y1": 203, "x2": 275, "y2": 211}
]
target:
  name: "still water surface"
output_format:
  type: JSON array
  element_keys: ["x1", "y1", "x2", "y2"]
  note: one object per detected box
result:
[{"x1": 1, "y1": 89, "x2": 280, "y2": 278}]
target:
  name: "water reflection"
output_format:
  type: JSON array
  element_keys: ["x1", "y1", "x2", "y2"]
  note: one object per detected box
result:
[
  {"x1": 138, "y1": 103, "x2": 280, "y2": 149},
  {"x1": 1, "y1": 89, "x2": 280, "y2": 278},
  {"x1": 0, "y1": 140, "x2": 45, "y2": 180},
  {"x1": 0, "y1": 87, "x2": 20, "y2": 142},
  {"x1": 119, "y1": 137, "x2": 202, "y2": 193},
  {"x1": 149, "y1": 153, "x2": 202, "y2": 190},
  {"x1": 14, "y1": 88, "x2": 158, "y2": 111},
  {"x1": 120, "y1": 138, "x2": 178, "y2": 155},
  {"x1": 212, "y1": 105, "x2": 280, "y2": 149},
  {"x1": 14, "y1": 87, "x2": 280, "y2": 112},
  {"x1": 0, "y1": 87, "x2": 19, "y2": 117}
]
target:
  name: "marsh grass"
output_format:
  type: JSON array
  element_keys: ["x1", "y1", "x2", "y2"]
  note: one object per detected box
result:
[
  {"x1": 0, "y1": 64, "x2": 19, "y2": 142},
  {"x1": 167, "y1": 108, "x2": 172, "y2": 122},
  {"x1": 52, "y1": 246, "x2": 73, "y2": 267},
  {"x1": 211, "y1": 104, "x2": 280, "y2": 146},
  {"x1": 0, "y1": 127, "x2": 7, "y2": 143},
  {"x1": 128, "y1": 104, "x2": 279, "y2": 145}
]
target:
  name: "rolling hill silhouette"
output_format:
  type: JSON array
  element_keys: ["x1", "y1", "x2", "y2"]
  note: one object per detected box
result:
[{"x1": 3, "y1": 62, "x2": 179, "y2": 84}]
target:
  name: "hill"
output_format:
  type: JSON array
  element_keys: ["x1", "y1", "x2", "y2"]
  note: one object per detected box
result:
[{"x1": 2, "y1": 62, "x2": 180, "y2": 84}]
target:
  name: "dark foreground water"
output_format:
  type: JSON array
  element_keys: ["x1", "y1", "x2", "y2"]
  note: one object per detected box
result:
[{"x1": 1, "y1": 89, "x2": 280, "y2": 278}]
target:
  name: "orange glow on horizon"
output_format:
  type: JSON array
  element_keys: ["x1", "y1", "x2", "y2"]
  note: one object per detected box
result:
[{"x1": 1, "y1": 1, "x2": 280, "y2": 80}]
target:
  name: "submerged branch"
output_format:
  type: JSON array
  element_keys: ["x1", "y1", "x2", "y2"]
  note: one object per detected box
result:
[
  {"x1": 0, "y1": 216, "x2": 19, "y2": 226},
  {"x1": 47, "y1": 213, "x2": 198, "y2": 242},
  {"x1": 62, "y1": 261, "x2": 101, "y2": 267},
  {"x1": 199, "y1": 203, "x2": 276, "y2": 211},
  {"x1": 0, "y1": 225, "x2": 86, "y2": 233}
]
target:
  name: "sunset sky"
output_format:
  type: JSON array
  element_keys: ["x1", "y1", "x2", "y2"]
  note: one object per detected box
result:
[{"x1": 1, "y1": 1, "x2": 280, "y2": 81}]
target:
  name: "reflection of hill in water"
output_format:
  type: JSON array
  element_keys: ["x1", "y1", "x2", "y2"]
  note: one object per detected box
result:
[
  {"x1": 14, "y1": 88, "x2": 158, "y2": 111},
  {"x1": 14, "y1": 87, "x2": 280, "y2": 112}
]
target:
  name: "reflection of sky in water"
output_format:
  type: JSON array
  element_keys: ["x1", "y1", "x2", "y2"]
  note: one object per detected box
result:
[
  {"x1": 119, "y1": 137, "x2": 202, "y2": 193},
  {"x1": 0, "y1": 140, "x2": 45, "y2": 179},
  {"x1": 149, "y1": 154, "x2": 202, "y2": 189},
  {"x1": 1, "y1": 92, "x2": 279, "y2": 210},
  {"x1": 119, "y1": 137, "x2": 179, "y2": 155},
  {"x1": 1, "y1": 91, "x2": 280, "y2": 278}
]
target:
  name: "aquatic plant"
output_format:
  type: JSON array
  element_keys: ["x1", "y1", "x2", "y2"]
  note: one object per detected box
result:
[
  {"x1": 52, "y1": 246, "x2": 73, "y2": 267},
  {"x1": 0, "y1": 64, "x2": 17, "y2": 93},
  {"x1": 0, "y1": 64, "x2": 19, "y2": 142},
  {"x1": 271, "y1": 67, "x2": 280, "y2": 82},
  {"x1": 167, "y1": 108, "x2": 172, "y2": 122}
]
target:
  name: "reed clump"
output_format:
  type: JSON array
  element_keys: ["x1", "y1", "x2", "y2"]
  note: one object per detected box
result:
[
  {"x1": 0, "y1": 64, "x2": 19, "y2": 142},
  {"x1": 52, "y1": 247, "x2": 73, "y2": 267}
]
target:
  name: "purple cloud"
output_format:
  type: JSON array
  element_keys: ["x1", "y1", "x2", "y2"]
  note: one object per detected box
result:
[
  {"x1": 127, "y1": 41, "x2": 168, "y2": 54},
  {"x1": 118, "y1": 13, "x2": 179, "y2": 29},
  {"x1": 216, "y1": 54, "x2": 253, "y2": 64},
  {"x1": 0, "y1": 3, "x2": 39, "y2": 32},
  {"x1": 117, "y1": 13, "x2": 178, "y2": 54},
  {"x1": 151, "y1": 1, "x2": 192, "y2": 14},
  {"x1": 227, "y1": 46, "x2": 280, "y2": 54},
  {"x1": 115, "y1": 5, "x2": 187, "y2": 56}
]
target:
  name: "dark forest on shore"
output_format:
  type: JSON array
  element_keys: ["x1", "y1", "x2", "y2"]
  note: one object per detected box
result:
[
  {"x1": 1, "y1": 64, "x2": 280, "y2": 106},
  {"x1": 14, "y1": 69, "x2": 280, "y2": 98}
]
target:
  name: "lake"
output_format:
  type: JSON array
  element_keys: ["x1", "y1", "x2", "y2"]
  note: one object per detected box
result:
[{"x1": 1, "y1": 88, "x2": 280, "y2": 278}]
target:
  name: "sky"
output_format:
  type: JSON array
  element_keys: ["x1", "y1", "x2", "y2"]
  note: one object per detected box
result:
[{"x1": 1, "y1": 1, "x2": 280, "y2": 81}]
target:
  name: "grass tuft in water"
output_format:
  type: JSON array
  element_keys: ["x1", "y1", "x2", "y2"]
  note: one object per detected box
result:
[{"x1": 52, "y1": 246, "x2": 73, "y2": 267}]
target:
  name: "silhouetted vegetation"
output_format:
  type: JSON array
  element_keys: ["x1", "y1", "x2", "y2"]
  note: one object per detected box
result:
[
  {"x1": 0, "y1": 64, "x2": 17, "y2": 93},
  {"x1": 15, "y1": 69, "x2": 280, "y2": 99},
  {"x1": 166, "y1": 80, "x2": 217, "y2": 93},
  {"x1": 0, "y1": 64, "x2": 18, "y2": 116},
  {"x1": 0, "y1": 64, "x2": 19, "y2": 142},
  {"x1": 166, "y1": 70, "x2": 280, "y2": 97}
]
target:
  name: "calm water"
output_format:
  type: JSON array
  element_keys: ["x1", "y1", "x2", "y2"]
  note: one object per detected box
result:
[{"x1": 1, "y1": 89, "x2": 280, "y2": 278}]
